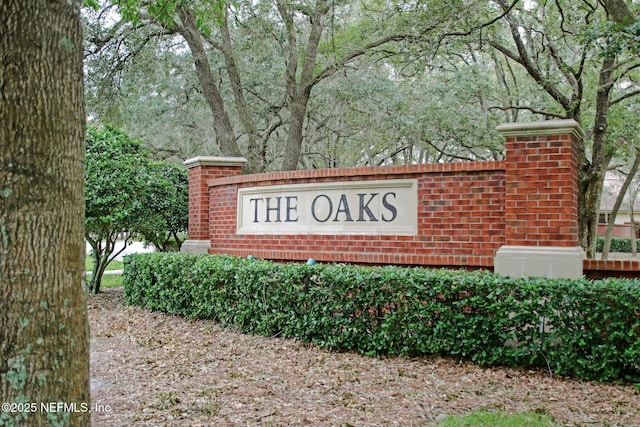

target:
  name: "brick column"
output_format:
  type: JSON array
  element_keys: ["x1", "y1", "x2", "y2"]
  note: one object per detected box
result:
[
  {"x1": 181, "y1": 156, "x2": 246, "y2": 254},
  {"x1": 494, "y1": 120, "x2": 585, "y2": 278}
]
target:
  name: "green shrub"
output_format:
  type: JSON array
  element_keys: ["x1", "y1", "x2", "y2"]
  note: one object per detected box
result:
[
  {"x1": 123, "y1": 253, "x2": 640, "y2": 384},
  {"x1": 596, "y1": 237, "x2": 640, "y2": 253}
]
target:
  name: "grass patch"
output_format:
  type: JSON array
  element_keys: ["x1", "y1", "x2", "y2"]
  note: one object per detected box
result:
[
  {"x1": 99, "y1": 274, "x2": 124, "y2": 289},
  {"x1": 85, "y1": 257, "x2": 125, "y2": 289},
  {"x1": 85, "y1": 258, "x2": 124, "y2": 272},
  {"x1": 434, "y1": 410, "x2": 558, "y2": 426}
]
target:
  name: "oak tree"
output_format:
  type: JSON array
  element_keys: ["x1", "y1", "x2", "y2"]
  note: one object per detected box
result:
[{"x1": 1, "y1": 0, "x2": 91, "y2": 425}]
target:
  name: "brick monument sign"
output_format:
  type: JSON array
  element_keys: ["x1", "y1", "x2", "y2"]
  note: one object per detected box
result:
[{"x1": 181, "y1": 120, "x2": 640, "y2": 279}]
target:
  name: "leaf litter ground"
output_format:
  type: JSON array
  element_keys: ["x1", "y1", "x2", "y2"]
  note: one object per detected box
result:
[{"x1": 89, "y1": 287, "x2": 640, "y2": 426}]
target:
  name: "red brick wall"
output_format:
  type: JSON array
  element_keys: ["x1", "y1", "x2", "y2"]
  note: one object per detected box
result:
[
  {"x1": 185, "y1": 122, "x2": 640, "y2": 277},
  {"x1": 584, "y1": 258, "x2": 640, "y2": 278},
  {"x1": 205, "y1": 162, "x2": 505, "y2": 268}
]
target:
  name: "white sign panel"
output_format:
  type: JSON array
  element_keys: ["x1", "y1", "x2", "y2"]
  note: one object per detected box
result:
[{"x1": 237, "y1": 179, "x2": 418, "y2": 235}]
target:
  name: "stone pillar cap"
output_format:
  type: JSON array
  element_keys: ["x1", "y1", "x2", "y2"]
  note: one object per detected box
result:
[
  {"x1": 497, "y1": 119, "x2": 584, "y2": 140},
  {"x1": 183, "y1": 156, "x2": 248, "y2": 169}
]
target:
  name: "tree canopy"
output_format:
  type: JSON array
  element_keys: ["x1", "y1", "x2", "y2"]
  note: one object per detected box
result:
[{"x1": 84, "y1": 0, "x2": 640, "y2": 256}]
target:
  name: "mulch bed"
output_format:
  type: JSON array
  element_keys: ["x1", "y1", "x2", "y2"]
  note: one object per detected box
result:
[{"x1": 89, "y1": 287, "x2": 640, "y2": 426}]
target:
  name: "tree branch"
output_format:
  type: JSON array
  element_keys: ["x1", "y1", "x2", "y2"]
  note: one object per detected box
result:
[
  {"x1": 312, "y1": 34, "x2": 413, "y2": 87},
  {"x1": 610, "y1": 88, "x2": 640, "y2": 105},
  {"x1": 488, "y1": 105, "x2": 568, "y2": 119}
]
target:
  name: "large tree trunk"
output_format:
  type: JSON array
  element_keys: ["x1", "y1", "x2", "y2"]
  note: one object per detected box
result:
[
  {"x1": 631, "y1": 197, "x2": 638, "y2": 256},
  {"x1": 177, "y1": 6, "x2": 243, "y2": 161},
  {"x1": 578, "y1": 55, "x2": 617, "y2": 258},
  {"x1": 579, "y1": 167, "x2": 608, "y2": 258},
  {"x1": 279, "y1": 0, "x2": 329, "y2": 171},
  {"x1": 0, "y1": 0, "x2": 90, "y2": 426},
  {"x1": 219, "y1": 9, "x2": 264, "y2": 173}
]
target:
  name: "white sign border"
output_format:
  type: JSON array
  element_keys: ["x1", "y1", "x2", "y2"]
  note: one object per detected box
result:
[{"x1": 236, "y1": 179, "x2": 418, "y2": 235}]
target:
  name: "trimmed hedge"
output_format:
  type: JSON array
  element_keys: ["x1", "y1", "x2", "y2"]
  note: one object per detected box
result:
[
  {"x1": 123, "y1": 253, "x2": 640, "y2": 384},
  {"x1": 596, "y1": 237, "x2": 640, "y2": 253}
]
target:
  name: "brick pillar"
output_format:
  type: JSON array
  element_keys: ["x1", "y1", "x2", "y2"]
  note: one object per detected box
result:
[
  {"x1": 181, "y1": 156, "x2": 246, "y2": 254},
  {"x1": 494, "y1": 120, "x2": 585, "y2": 278}
]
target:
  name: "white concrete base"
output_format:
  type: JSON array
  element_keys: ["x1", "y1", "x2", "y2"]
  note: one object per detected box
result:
[
  {"x1": 180, "y1": 240, "x2": 211, "y2": 254},
  {"x1": 494, "y1": 246, "x2": 585, "y2": 279}
]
